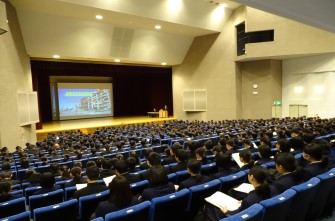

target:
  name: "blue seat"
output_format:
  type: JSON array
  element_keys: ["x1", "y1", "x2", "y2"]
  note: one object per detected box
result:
[
  {"x1": 288, "y1": 177, "x2": 320, "y2": 221},
  {"x1": 130, "y1": 180, "x2": 149, "y2": 195},
  {"x1": 64, "y1": 186, "x2": 77, "y2": 200},
  {"x1": 33, "y1": 199, "x2": 78, "y2": 221},
  {"x1": 219, "y1": 204, "x2": 264, "y2": 221},
  {"x1": 187, "y1": 179, "x2": 222, "y2": 220},
  {"x1": 175, "y1": 170, "x2": 190, "y2": 184},
  {"x1": 261, "y1": 161, "x2": 275, "y2": 169},
  {"x1": 0, "y1": 211, "x2": 30, "y2": 221},
  {"x1": 29, "y1": 189, "x2": 64, "y2": 216},
  {"x1": 201, "y1": 163, "x2": 218, "y2": 176},
  {"x1": 219, "y1": 171, "x2": 247, "y2": 193},
  {"x1": 78, "y1": 190, "x2": 109, "y2": 221},
  {"x1": 37, "y1": 165, "x2": 50, "y2": 173},
  {"x1": 0, "y1": 197, "x2": 26, "y2": 219},
  {"x1": 260, "y1": 189, "x2": 297, "y2": 221},
  {"x1": 91, "y1": 218, "x2": 104, "y2": 221},
  {"x1": 56, "y1": 179, "x2": 72, "y2": 189},
  {"x1": 150, "y1": 189, "x2": 190, "y2": 221},
  {"x1": 167, "y1": 173, "x2": 177, "y2": 184},
  {"x1": 307, "y1": 168, "x2": 335, "y2": 220},
  {"x1": 104, "y1": 201, "x2": 151, "y2": 221},
  {"x1": 24, "y1": 186, "x2": 42, "y2": 204},
  {"x1": 10, "y1": 189, "x2": 23, "y2": 197}
]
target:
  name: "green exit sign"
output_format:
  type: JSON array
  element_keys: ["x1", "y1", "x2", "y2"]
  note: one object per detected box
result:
[{"x1": 273, "y1": 101, "x2": 282, "y2": 105}]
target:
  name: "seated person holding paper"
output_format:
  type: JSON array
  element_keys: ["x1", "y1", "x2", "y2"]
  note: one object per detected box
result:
[
  {"x1": 73, "y1": 166, "x2": 108, "y2": 199},
  {"x1": 208, "y1": 166, "x2": 271, "y2": 220},
  {"x1": 211, "y1": 153, "x2": 237, "y2": 179},
  {"x1": 64, "y1": 167, "x2": 85, "y2": 188},
  {"x1": 140, "y1": 166, "x2": 175, "y2": 201},
  {"x1": 93, "y1": 176, "x2": 139, "y2": 218},
  {"x1": 302, "y1": 143, "x2": 329, "y2": 181},
  {"x1": 179, "y1": 160, "x2": 211, "y2": 190},
  {"x1": 270, "y1": 153, "x2": 304, "y2": 195}
]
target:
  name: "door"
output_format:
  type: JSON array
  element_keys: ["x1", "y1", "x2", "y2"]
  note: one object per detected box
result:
[{"x1": 289, "y1": 105, "x2": 308, "y2": 117}]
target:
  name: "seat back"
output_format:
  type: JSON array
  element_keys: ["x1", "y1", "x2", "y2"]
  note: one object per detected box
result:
[
  {"x1": 33, "y1": 199, "x2": 78, "y2": 221},
  {"x1": 201, "y1": 163, "x2": 218, "y2": 176},
  {"x1": 188, "y1": 179, "x2": 222, "y2": 219},
  {"x1": 288, "y1": 177, "x2": 320, "y2": 221},
  {"x1": 219, "y1": 171, "x2": 247, "y2": 193},
  {"x1": 150, "y1": 189, "x2": 190, "y2": 221},
  {"x1": 104, "y1": 201, "x2": 151, "y2": 221},
  {"x1": 167, "y1": 173, "x2": 177, "y2": 184},
  {"x1": 91, "y1": 218, "x2": 104, "y2": 221},
  {"x1": 37, "y1": 165, "x2": 50, "y2": 173},
  {"x1": 24, "y1": 186, "x2": 42, "y2": 204},
  {"x1": 260, "y1": 189, "x2": 296, "y2": 221},
  {"x1": 0, "y1": 197, "x2": 26, "y2": 219},
  {"x1": 0, "y1": 211, "x2": 30, "y2": 221},
  {"x1": 29, "y1": 189, "x2": 64, "y2": 216},
  {"x1": 78, "y1": 190, "x2": 109, "y2": 221},
  {"x1": 64, "y1": 186, "x2": 77, "y2": 200},
  {"x1": 130, "y1": 180, "x2": 149, "y2": 195},
  {"x1": 175, "y1": 170, "x2": 190, "y2": 184},
  {"x1": 307, "y1": 168, "x2": 335, "y2": 220},
  {"x1": 220, "y1": 204, "x2": 264, "y2": 221}
]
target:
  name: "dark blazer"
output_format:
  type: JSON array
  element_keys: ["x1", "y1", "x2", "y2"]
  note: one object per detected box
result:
[
  {"x1": 121, "y1": 173, "x2": 141, "y2": 184},
  {"x1": 255, "y1": 158, "x2": 273, "y2": 166},
  {"x1": 33, "y1": 185, "x2": 61, "y2": 195},
  {"x1": 73, "y1": 182, "x2": 108, "y2": 199},
  {"x1": 141, "y1": 182, "x2": 175, "y2": 201},
  {"x1": 304, "y1": 162, "x2": 328, "y2": 181},
  {"x1": 64, "y1": 178, "x2": 86, "y2": 188},
  {"x1": 140, "y1": 161, "x2": 150, "y2": 170},
  {"x1": 179, "y1": 175, "x2": 211, "y2": 190},
  {"x1": 100, "y1": 169, "x2": 115, "y2": 179},
  {"x1": 141, "y1": 166, "x2": 170, "y2": 181},
  {"x1": 162, "y1": 156, "x2": 177, "y2": 165},
  {"x1": 270, "y1": 172, "x2": 299, "y2": 195},
  {"x1": 171, "y1": 162, "x2": 188, "y2": 173},
  {"x1": 95, "y1": 196, "x2": 139, "y2": 218}
]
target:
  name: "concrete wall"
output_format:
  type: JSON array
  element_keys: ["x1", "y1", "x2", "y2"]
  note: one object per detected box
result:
[{"x1": 0, "y1": 0, "x2": 36, "y2": 151}]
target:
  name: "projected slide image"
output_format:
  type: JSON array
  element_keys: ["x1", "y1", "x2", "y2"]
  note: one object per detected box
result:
[{"x1": 58, "y1": 88, "x2": 111, "y2": 117}]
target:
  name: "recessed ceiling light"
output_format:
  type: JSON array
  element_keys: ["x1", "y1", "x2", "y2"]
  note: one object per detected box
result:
[
  {"x1": 114, "y1": 59, "x2": 120, "y2": 62},
  {"x1": 53, "y1": 55, "x2": 60, "y2": 59},
  {"x1": 155, "y1": 25, "x2": 161, "y2": 30},
  {"x1": 161, "y1": 62, "x2": 167, "y2": 65},
  {"x1": 96, "y1": 15, "x2": 103, "y2": 20}
]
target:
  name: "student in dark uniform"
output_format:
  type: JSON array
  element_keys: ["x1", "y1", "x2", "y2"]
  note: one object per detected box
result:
[
  {"x1": 140, "y1": 166, "x2": 175, "y2": 201},
  {"x1": 94, "y1": 176, "x2": 139, "y2": 218},
  {"x1": 208, "y1": 166, "x2": 272, "y2": 220},
  {"x1": 170, "y1": 149, "x2": 188, "y2": 173},
  {"x1": 33, "y1": 172, "x2": 61, "y2": 195},
  {"x1": 73, "y1": 166, "x2": 108, "y2": 199},
  {"x1": 114, "y1": 159, "x2": 141, "y2": 184},
  {"x1": 238, "y1": 149, "x2": 255, "y2": 171},
  {"x1": 64, "y1": 167, "x2": 85, "y2": 188},
  {"x1": 303, "y1": 143, "x2": 329, "y2": 181},
  {"x1": 211, "y1": 153, "x2": 236, "y2": 179},
  {"x1": 270, "y1": 153, "x2": 304, "y2": 195},
  {"x1": 0, "y1": 181, "x2": 22, "y2": 203},
  {"x1": 255, "y1": 144, "x2": 273, "y2": 166},
  {"x1": 179, "y1": 160, "x2": 211, "y2": 190}
]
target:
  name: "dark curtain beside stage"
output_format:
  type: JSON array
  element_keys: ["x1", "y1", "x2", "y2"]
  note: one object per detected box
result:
[{"x1": 31, "y1": 60, "x2": 173, "y2": 125}]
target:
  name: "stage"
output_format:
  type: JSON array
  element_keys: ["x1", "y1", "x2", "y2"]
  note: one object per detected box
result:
[{"x1": 36, "y1": 116, "x2": 176, "y2": 141}]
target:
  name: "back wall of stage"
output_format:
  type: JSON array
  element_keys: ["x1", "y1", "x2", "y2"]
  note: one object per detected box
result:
[{"x1": 31, "y1": 60, "x2": 174, "y2": 126}]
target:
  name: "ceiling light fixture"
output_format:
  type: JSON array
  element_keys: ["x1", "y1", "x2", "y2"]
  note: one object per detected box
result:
[
  {"x1": 95, "y1": 15, "x2": 103, "y2": 20},
  {"x1": 155, "y1": 25, "x2": 161, "y2": 30},
  {"x1": 114, "y1": 59, "x2": 120, "y2": 62},
  {"x1": 53, "y1": 55, "x2": 60, "y2": 59},
  {"x1": 161, "y1": 62, "x2": 167, "y2": 65}
]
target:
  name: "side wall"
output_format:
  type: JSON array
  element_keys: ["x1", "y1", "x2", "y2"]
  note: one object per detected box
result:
[
  {"x1": 282, "y1": 53, "x2": 335, "y2": 118},
  {"x1": 0, "y1": 0, "x2": 36, "y2": 151}
]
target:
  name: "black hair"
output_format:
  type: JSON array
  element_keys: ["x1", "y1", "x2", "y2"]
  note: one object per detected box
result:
[
  {"x1": 28, "y1": 172, "x2": 42, "y2": 185},
  {"x1": 258, "y1": 144, "x2": 272, "y2": 158},
  {"x1": 187, "y1": 159, "x2": 202, "y2": 175},
  {"x1": 114, "y1": 159, "x2": 128, "y2": 174},
  {"x1": 126, "y1": 157, "x2": 138, "y2": 170},
  {"x1": 86, "y1": 161, "x2": 97, "y2": 168},
  {"x1": 40, "y1": 172, "x2": 55, "y2": 188},
  {"x1": 0, "y1": 181, "x2": 11, "y2": 196},
  {"x1": 249, "y1": 166, "x2": 271, "y2": 199},
  {"x1": 86, "y1": 166, "x2": 100, "y2": 181},
  {"x1": 71, "y1": 167, "x2": 83, "y2": 184},
  {"x1": 60, "y1": 165, "x2": 71, "y2": 180},
  {"x1": 108, "y1": 176, "x2": 132, "y2": 208},
  {"x1": 303, "y1": 143, "x2": 329, "y2": 167},
  {"x1": 276, "y1": 138, "x2": 290, "y2": 153},
  {"x1": 239, "y1": 149, "x2": 255, "y2": 168},
  {"x1": 275, "y1": 153, "x2": 296, "y2": 172},
  {"x1": 50, "y1": 162, "x2": 60, "y2": 173},
  {"x1": 147, "y1": 152, "x2": 161, "y2": 166},
  {"x1": 175, "y1": 149, "x2": 188, "y2": 162},
  {"x1": 215, "y1": 153, "x2": 232, "y2": 170},
  {"x1": 1, "y1": 162, "x2": 10, "y2": 171}
]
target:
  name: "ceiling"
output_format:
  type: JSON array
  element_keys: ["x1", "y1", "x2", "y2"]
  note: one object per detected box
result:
[{"x1": 7, "y1": 0, "x2": 335, "y2": 66}]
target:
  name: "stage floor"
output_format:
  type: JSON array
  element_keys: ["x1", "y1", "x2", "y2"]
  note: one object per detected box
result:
[{"x1": 36, "y1": 116, "x2": 176, "y2": 141}]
